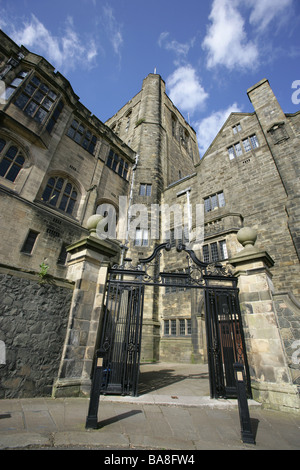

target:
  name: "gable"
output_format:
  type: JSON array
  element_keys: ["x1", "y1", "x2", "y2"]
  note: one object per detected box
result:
[{"x1": 201, "y1": 112, "x2": 254, "y2": 159}]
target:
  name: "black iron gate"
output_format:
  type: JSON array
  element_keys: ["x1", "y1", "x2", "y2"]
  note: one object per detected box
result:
[
  {"x1": 205, "y1": 286, "x2": 251, "y2": 398},
  {"x1": 99, "y1": 280, "x2": 144, "y2": 396},
  {"x1": 92, "y1": 243, "x2": 251, "y2": 400}
]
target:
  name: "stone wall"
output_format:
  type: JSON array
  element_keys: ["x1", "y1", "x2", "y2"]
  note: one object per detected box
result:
[
  {"x1": 0, "y1": 268, "x2": 73, "y2": 398},
  {"x1": 273, "y1": 292, "x2": 300, "y2": 386},
  {"x1": 0, "y1": 188, "x2": 87, "y2": 280}
]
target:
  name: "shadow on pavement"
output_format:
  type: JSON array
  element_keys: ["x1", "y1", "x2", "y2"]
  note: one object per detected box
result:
[
  {"x1": 98, "y1": 410, "x2": 143, "y2": 429},
  {"x1": 137, "y1": 363, "x2": 210, "y2": 396},
  {"x1": 138, "y1": 369, "x2": 209, "y2": 395}
]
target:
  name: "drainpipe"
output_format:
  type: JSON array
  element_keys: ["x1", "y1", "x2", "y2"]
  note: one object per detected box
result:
[
  {"x1": 176, "y1": 187, "x2": 192, "y2": 245},
  {"x1": 120, "y1": 153, "x2": 139, "y2": 265},
  {"x1": 186, "y1": 189, "x2": 192, "y2": 242}
]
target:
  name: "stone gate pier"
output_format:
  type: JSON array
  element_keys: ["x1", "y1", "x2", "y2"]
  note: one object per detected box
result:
[
  {"x1": 52, "y1": 216, "x2": 121, "y2": 398},
  {"x1": 230, "y1": 227, "x2": 300, "y2": 413}
]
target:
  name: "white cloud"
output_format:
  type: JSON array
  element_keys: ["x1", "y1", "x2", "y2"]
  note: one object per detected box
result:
[
  {"x1": 247, "y1": 0, "x2": 294, "y2": 32},
  {"x1": 5, "y1": 14, "x2": 98, "y2": 73},
  {"x1": 202, "y1": 0, "x2": 259, "y2": 70},
  {"x1": 166, "y1": 65, "x2": 209, "y2": 115},
  {"x1": 158, "y1": 32, "x2": 192, "y2": 58},
  {"x1": 194, "y1": 103, "x2": 242, "y2": 156},
  {"x1": 202, "y1": 0, "x2": 295, "y2": 70},
  {"x1": 0, "y1": 15, "x2": 7, "y2": 30},
  {"x1": 102, "y1": 6, "x2": 123, "y2": 58}
]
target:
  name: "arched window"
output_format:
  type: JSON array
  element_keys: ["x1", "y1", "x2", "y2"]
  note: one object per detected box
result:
[
  {"x1": 0, "y1": 138, "x2": 25, "y2": 182},
  {"x1": 41, "y1": 176, "x2": 78, "y2": 215}
]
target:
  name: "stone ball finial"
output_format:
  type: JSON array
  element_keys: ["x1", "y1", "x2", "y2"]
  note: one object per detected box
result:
[
  {"x1": 237, "y1": 227, "x2": 258, "y2": 252},
  {"x1": 86, "y1": 214, "x2": 103, "y2": 236}
]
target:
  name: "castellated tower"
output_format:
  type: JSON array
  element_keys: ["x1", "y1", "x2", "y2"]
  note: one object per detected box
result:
[
  {"x1": 106, "y1": 74, "x2": 199, "y2": 361},
  {"x1": 106, "y1": 73, "x2": 199, "y2": 246}
]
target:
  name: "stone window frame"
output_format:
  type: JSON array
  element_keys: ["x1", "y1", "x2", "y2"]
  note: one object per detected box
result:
[
  {"x1": 170, "y1": 111, "x2": 194, "y2": 159},
  {"x1": 0, "y1": 69, "x2": 28, "y2": 101},
  {"x1": 125, "y1": 110, "x2": 132, "y2": 133},
  {"x1": 165, "y1": 226, "x2": 189, "y2": 248},
  {"x1": 2, "y1": 70, "x2": 64, "y2": 133},
  {"x1": 171, "y1": 113, "x2": 178, "y2": 139},
  {"x1": 0, "y1": 137, "x2": 26, "y2": 183},
  {"x1": 134, "y1": 227, "x2": 149, "y2": 247},
  {"x1": 67, "y1": 118, "x2": 97, "y2": 155},
  {"x1": 242, "y1": 137, "x2": 252, "y2": 152},
  {"x1": 57, "y1": 243, "x2": 69, "y2": 266},
  {"x1": 164, "y1": 271, "x2": 186, "y2": 294},
  {"x1": 234, "y1": 142, "x2": 243, "y2": 157},
  {"x1": 232, "y1": 123, "x2": 242, "y2": 134},
  {"x1": 204, "y1": 191, "x2": 225, "y2": 213},
  {"x1": 20, "y1": 229, "x2": 39, "y2": 255},
  {"x1": 179, "y1": 319, "x2": 186, "y2": 336},
  {"x1": 164, "y1": 320, "x2": 170, "y2": 335},
  {"x1": 41, "y1": 175, "x2": 79, "y2": 217},
  {"x1": 228, "y1": 133, "x2": 260, "y2": 160},
  {"x1": 139, "y1": 183, "x2": 152, "y2": 196},
  {"x1": 202, "y1": 239, "x2": 228, "y2": 263},
  {"x1": 180, "y1": 126, "x2": 189, "y2": 148},
  {"x1": 46, "y1": 99, "x2": 64, "y2": 134},
  {"x1": 14, "y1": 73, "x2": 59, "y2": 125},
  {"x1": 163, "y1": 318, "x2": 192, "y2": 337},
  {"x1": 249, "y1": 134, "x2": 259, "y2": 149},
  {"x1": 96, "y1": 198, "x2": 119, "y2": 228},
  {"x1": 106, "y1": 149, "x2": 129, "y2": 180},
  {"x1": 171, "y1": 320, "x2": 176, "y2": 335}
]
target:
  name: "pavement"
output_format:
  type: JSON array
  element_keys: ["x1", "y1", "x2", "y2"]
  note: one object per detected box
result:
[{"x1": 0, "y1": 363, "x2": 299, "y2": 452}]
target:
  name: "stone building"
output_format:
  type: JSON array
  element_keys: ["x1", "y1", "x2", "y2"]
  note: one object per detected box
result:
[
  {"x1": 0, "y1": 31, "x2": 299, "y2": 411},
  {"x1": 0, "y1": 30, "x2": 135, "y2": 279}
]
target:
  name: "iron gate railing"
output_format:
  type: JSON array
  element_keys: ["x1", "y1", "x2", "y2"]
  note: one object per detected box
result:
[
  {"x1": 93, "y1": 243, "x2": 251, "y2": 399},
  {"x1": 205, "y1": 287, "x2": 251, "y2": 398},
  {"x1": 99, "y1": 280, "x2": 144, "y2": 396}
]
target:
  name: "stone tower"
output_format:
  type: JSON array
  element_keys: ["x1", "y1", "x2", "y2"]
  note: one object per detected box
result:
[
  {"x1": 106, "y1": 73, "x2": 199, "y2": 256},
  {"x1": 106, "y1": 74, "x2": 199, "y2": 360}
]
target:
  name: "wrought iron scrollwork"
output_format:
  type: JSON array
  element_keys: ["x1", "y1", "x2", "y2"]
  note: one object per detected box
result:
[
  {"x1": 109, "y1": 242, "x2": 235, "y2": 288},
  {"x1": 206, "y1": 262, "x2": 235, "y2": 278},
  {"x1": 102, "y1": 337, "x2": 110, "y2": 352}
]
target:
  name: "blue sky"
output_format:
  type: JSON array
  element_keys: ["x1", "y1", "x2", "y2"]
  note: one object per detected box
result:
[{"x1": 0, "y1": 0, "x2": 299, "y2": 155}]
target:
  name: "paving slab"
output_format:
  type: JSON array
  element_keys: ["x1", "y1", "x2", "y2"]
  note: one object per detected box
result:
[{"x1": 0, "y1": 432, "x2": 51, "y2": 449}]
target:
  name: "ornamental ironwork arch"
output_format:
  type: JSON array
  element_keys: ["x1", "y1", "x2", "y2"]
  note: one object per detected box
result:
[{"x1": 110, "y1": 242, "x2": 236, "y2": 289}]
